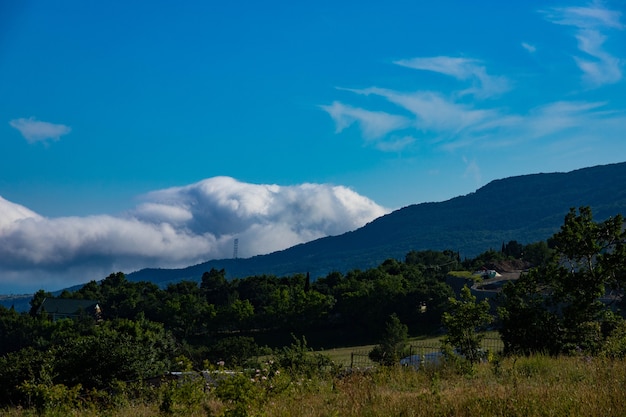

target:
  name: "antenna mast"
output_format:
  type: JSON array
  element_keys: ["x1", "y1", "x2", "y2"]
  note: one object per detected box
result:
[{"x1": 233, "y1": 238, "x2": 239, "y2": 259}]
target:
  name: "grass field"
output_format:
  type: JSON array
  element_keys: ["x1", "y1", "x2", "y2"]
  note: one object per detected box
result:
[
  {"x1": 4, "y1": 353, "x2": 625, "y2": 417},
  {"x1": 319, "y1": 332, "x2": 503, "y2": 367}
]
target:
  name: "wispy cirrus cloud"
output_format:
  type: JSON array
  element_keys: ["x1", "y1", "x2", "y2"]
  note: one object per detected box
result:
[
  {"x1": 462, "y1": 156, "x2": 482, "y2": 186},
  {"x1": 394, "y1": 56, "x2": 510, "y2": 98},
  {"x1": 321, "y1": 3, "x2": 626, "y2": 185},
  {"x1": 573, "y1": 29, "x2": 622, "y2": 86},
  {"x1": 322, "y1": 55, "x2": 516, "y2": 151},
  {"x1": 326, "y1": 81, "x2": 624, "y2": 154},
  {"x1": 322, "y1": 2, "x2": 626, "y2": 153},
  {"x1": 375, "y1": 135, "x2": 416, "y2": 152},
  {"x1": 9, "y1": 117, "x2": 72, "y2": 144},
  {"x1": 524, "y1": 100, "x2": 610, "y2": 138},
  {"x1": 319, "y1": 101, "x2": 411, "y2": 142},
  {"x1": 0, "y1": 178, "x2": 389, "y2": 292},
  {"x1": 342, "y1": 87, "x2": 501, "y2": 136},
  {"x1": 541, "y1": 3, "x2": 624, "y2": 29},
  {"x1": 541, "y1": 3, "x2": 624, "y2": 86}
]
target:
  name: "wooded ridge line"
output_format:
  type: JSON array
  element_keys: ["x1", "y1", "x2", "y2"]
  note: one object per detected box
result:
[{"x1": 127, "y1": 161, "x2": 626, "y2": 287}]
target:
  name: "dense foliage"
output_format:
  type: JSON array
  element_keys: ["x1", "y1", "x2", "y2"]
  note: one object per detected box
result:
[
  {"x1": 0, "y1": 249, "x2": 462, "y2": 410},
  {"x1": 442, "y1": 285, "x2": 493, "y2": 363},
  {"x1": 499, "y1": 207, "x2": 626, "y2": 355},
  {"x1": 369, "y1": 313, "x2": 410, "y2": 366}
]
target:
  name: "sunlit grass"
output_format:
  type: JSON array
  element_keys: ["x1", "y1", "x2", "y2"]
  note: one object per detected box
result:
[
  {"x1": 258, "y1": 355, "x2": 626, "y2": 417},
  {"x1": 319, "y1": 332, "x2": 503, "y2": 367},
  {"x1": 4, "y1": 355, "x2": 625, "y2": 417}
]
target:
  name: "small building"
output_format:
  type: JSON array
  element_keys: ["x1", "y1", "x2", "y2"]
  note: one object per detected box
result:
[{"x1": 36, "y1": 298, "x2": 102, "y2": 321}]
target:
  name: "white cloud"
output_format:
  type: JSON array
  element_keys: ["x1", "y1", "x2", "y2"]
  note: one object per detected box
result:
[
  {"x1": 541, "y1": 3, "x2": 624, "y2": 86},
  {"x1": 132, "y1": 203, "x2": 194, "y2": 225},
  {"x1": 318, "y1": 6, "x2": 626, "y2": 180},
  {"x1": 323, "y1": 57, "x2": 514, "y2": 150},
  {"x1": 137, "y1": 177, "x2": 388, "y2": 240},
  {"x1": 345, "y1": 87, "x2": 500, "y2": 136},
  {"x1": 326, "y1": 84, "x2": 626, "y2": 155},
  {"x1": 0, "y1": 196, "x2": 42, "y2": 231},
  {"x1": 375, "y1": 135, "x2": 416, "y2": 152},
  {"x1": 542, "y1": 4, "x2": 624, "y2": 30},
  {"x1": 9, "y1": 117, "x2": 72, "y2": 144},
  {"x1": 320, "y1": 101, "x2": 410, "y2": 139},
  {"x1": 574, "y1": 29, "x2": 622, "y2": 85},
  {"x1": 0, "y1": 178, "x2": 389, "y2": 292},
  {"x1": 456, "y1": 100, "x2": 626, "y2": 153},
  {"x1": 320, "y1": 99, "x2": 416, "y2": 151},
  {"x1": 525, "y1": 100, "x2": 607, "y2": 135},
  {"x1": 325, "y1": 45, "x2": 626, "y2": 153},
  {"x1": 462, "y1": 156, "x2": 482, "y2": 186},
  {"x1": 394, "y1": 56, "x2": 510, "y2": 98}
]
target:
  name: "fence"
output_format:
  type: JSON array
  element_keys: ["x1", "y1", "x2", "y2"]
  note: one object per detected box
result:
[
  {"x1": 346, "y1": 335, "x2": 504, "y2": 369},
  {"x1": 349, "y1": 350, "x2": 375, "y2": 369}
]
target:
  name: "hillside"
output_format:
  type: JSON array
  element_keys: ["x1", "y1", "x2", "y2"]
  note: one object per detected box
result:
[{"x1": 128, "y1": 162, "x2": 626, "y2": 286}]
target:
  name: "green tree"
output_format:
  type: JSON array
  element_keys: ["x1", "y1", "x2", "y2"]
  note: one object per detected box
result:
[
  {"x1": 74, "y1": 280, "x2": 102, "y2": 300},
  {"x1": 442, "y1": 286, "x2": 492, "y2": 363},
  {"x1": 405, "y1": 249, "x2": 460, "y2": 274},
  {"x1": 369, "y1": 313, "x2": 409, "y2": 366},
  {"x1": 499, "y1": 207, "x2": 626, "y2": 355},
  {"x1": 0, "y1": 347, "x2": 56, "y2": 407},
  {"x1": 208, "y1": 336, "x2": 262, "y2": 368},
  {"x1": 522, "y1": 240, "x2": 552, "y2": 266},
  {"x1": 502, "y1": 240, "x2": 524, "y2": 258},
  {"x1": 162, "y1": 281, "x2": 215, "y2": 340},
  {"x1": 54, "y1": 316, "x2": 176, "y2": 389},
  {"x1": 29, "y1": 289, "x2": 52, "y2": 316},
  {"x1": 498, "y1": 270, "x2": 562, "y2": 355},
  {"x1": 201, "y1": 268, "x2": 231, "y2": 306},
  {"x1": 219, "y1": 298, "x2": 255, "y2": 331}
]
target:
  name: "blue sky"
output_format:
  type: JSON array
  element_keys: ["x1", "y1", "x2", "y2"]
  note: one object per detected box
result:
[{"x1": 1, "y1": 0, "x2": 625, "y2": 293}]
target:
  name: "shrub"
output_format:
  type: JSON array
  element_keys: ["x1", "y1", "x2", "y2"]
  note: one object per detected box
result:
[
  {"x1": 18, "y1": 381, "x2": 82, "y2": 415},
  {"x1": 601, "y1": 320, "x2": 626, "y2": 359},
  {"x1": 213, "y1": 373, "x2": 260, "y2": 417},
  {"x1": 0, "y1": 347, "x2": 56, "y2": 408},
  {"x1": 442, "y1": 286, "x2": 492, "y2": 364},
  {"x1": 274, "y1": 335, "x2": 335, "y2": 378},
  {"x1": 159, "y1": 377, "x2": 207, "y2": 415},
  {"x1": 369, "y1": 314, "x2": 409, "y2": 366}
]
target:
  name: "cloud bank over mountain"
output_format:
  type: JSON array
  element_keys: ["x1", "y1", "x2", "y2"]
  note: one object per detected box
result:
[{"x1": 0, "y1": 178, "x2": 388, "y2": 293}]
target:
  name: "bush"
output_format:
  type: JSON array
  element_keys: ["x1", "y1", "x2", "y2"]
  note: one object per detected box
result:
[
  {"x1": 0, "y1": 347, "x2": 56, "y2": 407},
  {"x1": 208, "y1": 336, "x2": 264, "y2": 368},
  {"x1": 369, "y1": 314, "x2": 409, "y2": 366},
  {"x1": 601, "y1": 320, "x2": 626, "y2": 359},
  {"x1": 213, "y1": 372, "x2": 260, "y2": 417},
  {"x1": 18, "y1": 381, "x2": 82, "y2": 415},
  {"x1": 159, "y1": 377, "x2": 207, "y2": 415},
  {"x1": 274, "y1": 335, "x2": 335, "y2": 378}
]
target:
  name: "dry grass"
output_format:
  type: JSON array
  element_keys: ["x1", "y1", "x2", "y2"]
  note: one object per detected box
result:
[
  {"x1": 258, "y1": 355, "x2": 626, "y2": 417},
  {"x1": 4, "y1": 355, "x2": 626, "y2": 417}
]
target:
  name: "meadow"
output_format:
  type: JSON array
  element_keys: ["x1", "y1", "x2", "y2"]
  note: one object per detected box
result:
[
  {"x1": 3, "y1": 353, "x2": 625, "y2": 417},
  {"x1": 320, "y1": 332, "x2": 503, "y2": 368}
]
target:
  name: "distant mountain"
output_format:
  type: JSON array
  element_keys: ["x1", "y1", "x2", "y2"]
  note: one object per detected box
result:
[{"x1": 127, "y1": 162, "x2": 626, "y2": 286}]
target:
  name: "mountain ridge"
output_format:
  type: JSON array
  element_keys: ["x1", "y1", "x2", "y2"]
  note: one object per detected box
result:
[{"x1": 127, "y1": 161, "x2": 626, "y2": 286}]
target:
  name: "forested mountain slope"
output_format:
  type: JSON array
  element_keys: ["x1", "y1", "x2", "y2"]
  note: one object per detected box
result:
[{"x1": 128, "y1": 162, "x2": 626, "y2": 285}]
